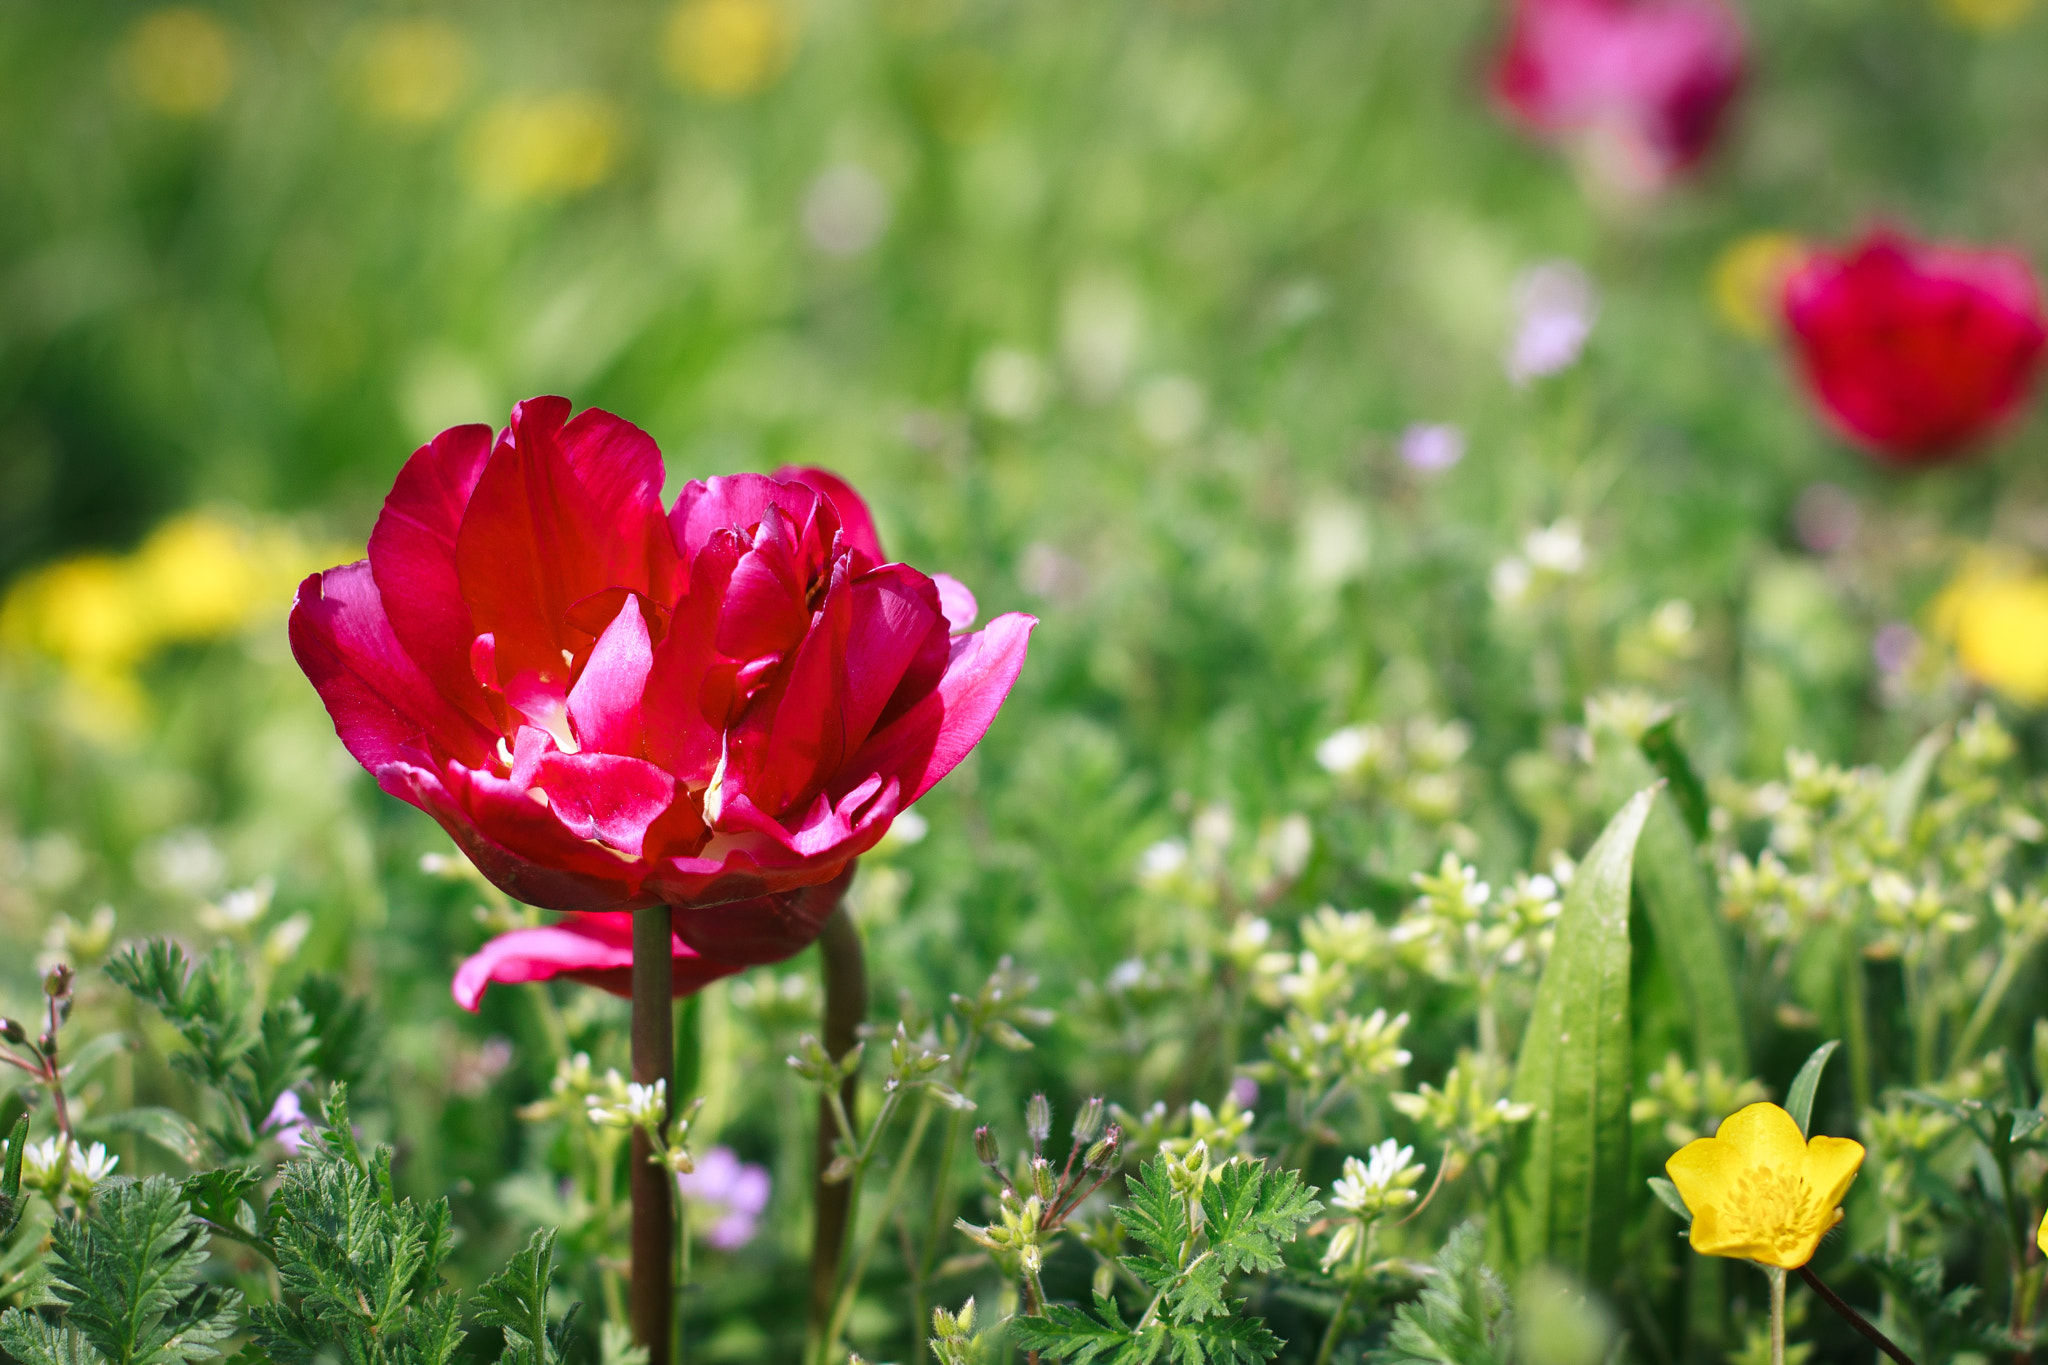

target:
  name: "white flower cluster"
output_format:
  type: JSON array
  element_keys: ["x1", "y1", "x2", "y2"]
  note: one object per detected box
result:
[{"x1": 22, "y1": 1135, "x2": 120, "y2": 1197}]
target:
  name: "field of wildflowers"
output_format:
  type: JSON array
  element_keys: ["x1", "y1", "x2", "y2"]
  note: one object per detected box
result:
[{"x1": 4, "y1": 0, "x2": 2048, "y2": 1362}]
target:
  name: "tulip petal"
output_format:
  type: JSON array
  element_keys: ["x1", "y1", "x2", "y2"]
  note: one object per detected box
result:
[
  {"x1": 456, "y1": 399, "x2": 612, "y2": 689},
  {"x1": 368, "y1": 423, "x2": 498, "y2": 728},
  {"x1": 383, "y1": 760, "x2": 655, "y2": 912},
  {"x1": 558, "y1": 406, "x2": 685, "y2": 606},
  {"x1": 932, "y1": 574, "x2": 978, "y2": 633},
  {"x1": 842, "y1": 611, "x2": 1036, "y2": 807},
  {"x1": 290, "y1": 564, "x2": 496, "y2": 772},
  {"x1": 672, "y1": 473, "x2": 832, "y2": 563},
  {"x1": 568, "y1": 594, "x2": 654, "y2": 756},
  {"x1": 774, "y1": 465, "x2": 885, "y2": 567},
  {"x1": 668, "y1": 865, "x2": 858, "y2": 967},
  {"x1": 643, "y1": 533, "x2": 743, "y2": 781},
  {"x1": 535, "y1": 750, "x2": 674, "y2": 858},
  {"x1": 452, "y1": 912, "x2": 742, "y2": 1011},
  {"x1": 716, "y1": 508, "x2": 812, "y2": 661}
]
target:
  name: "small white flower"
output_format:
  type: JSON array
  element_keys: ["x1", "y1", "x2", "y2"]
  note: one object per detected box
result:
[
  {"x1": 1523, "y1": 519, "x2": 1586, "y2": 575},
  {"x1": 1137, "y1": 839, "x2": 1189, "y2": 885},
  {"x1": 1490, "y1": 556, "x2": 1533, "y2": 604},
  {"x1": 1330, "y1": 1139, "x2": 1425, "y2": 1218},
  {"x1": 587, "y1": 1077, "x2": 667, "y2": 1130},
  {"x1": 1315, "y1": 725, "x2": 1376, "y2": 778},
  {"x1": 71, "y1": 1142, "x2": 119, "y2": 1186}
]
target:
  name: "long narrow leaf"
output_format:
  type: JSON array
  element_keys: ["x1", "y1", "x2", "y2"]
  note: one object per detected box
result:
[{"x1": 1499, "y1": 787, "x2": 1655, "y2": 1283}]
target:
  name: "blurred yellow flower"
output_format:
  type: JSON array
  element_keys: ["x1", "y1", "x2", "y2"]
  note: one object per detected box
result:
[
  {"x1": 1710, "y1": 232, "x2": 1806, "y2": 340},
  {"x1": 1933, "y1": 557, "x2": 2048, "y2": 704},
  {"x1": 466, "y1": 93, "x2": 623, "y2": 202},
  {"x1": 2039, "y1": 1207, "x2": 2047, "y2": 1257},
  {"x1": 663, "y1": 0, "x2": 796, "y2": 99},
  {"x1": 1666, "y1": 1102, "x2": 1865, "y2": 1268},
  {"x1": 122, "y1": 7, "x2": 236, "y2": 117},
  {"x1": 0, "y1": 510, "x2": 350, "y2": 739},
  {"x1": 1940, "y1": 0, "x2": 2034, "y2": 30},
  {"x1": 351, "y1": 19, "x2": 472, "y2": 126}
]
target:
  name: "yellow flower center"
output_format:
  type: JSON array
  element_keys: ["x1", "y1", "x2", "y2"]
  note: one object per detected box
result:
[{"x1": 1719, "y1": 1164, "x2": 1827, "y2": 1255}]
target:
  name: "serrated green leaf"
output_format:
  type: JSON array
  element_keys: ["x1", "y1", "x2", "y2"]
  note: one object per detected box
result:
[
  {"x1": 474, "y1": 1227, "x2": 571, "y2": 1365},
  {"x1": 1374, "y1": 1223, "x2": 1512, "y2": 1365},
  {"x1": 1115, "y1": 1156, "x2": 1189, "y2": 1262},
  {"x1": 0, "y1": 1309, "x2": 108, "y2": 1365},
  {"x1": 1785, "y1": 1040, "x2": 1840, "y2": 1138},
  {"x1": 1199, "y1": 1161, "x2": 1321, "y2": 1277},
  {"x1": 38, "y1": 1174, "x2": 243, "y2": 1365},
  {"x1": 1012, "y1": 1304, "x2": 1137, "y2": 1364},
  {"x1": 1165, "y1": 1257, "x2": 1228, "y2": 1325},
  {"x1": 1499, "y1": 788, "x2": 1653, "y2": 1283},
  {"x1": 1598, "y1": 737, "x2": 1745, "y2": 1076}
]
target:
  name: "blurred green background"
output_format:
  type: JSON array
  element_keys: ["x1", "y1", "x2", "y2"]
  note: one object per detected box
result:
[{"x1": 5, "y1": 0, "x2": 2048, "y2": 1357}]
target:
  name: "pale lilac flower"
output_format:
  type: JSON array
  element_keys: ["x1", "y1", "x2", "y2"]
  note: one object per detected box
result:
[
  {"x1": 1228, "y1": 1076, "x2": 1260, "y2": 1110},
  {"x1": 264, "y1": 1089, "x2": 313, "y2": 1154},
  {"x1": 1399, "y1": 423, "x2": 1467, "y2": 473},
  {"x1": 1507, "y1": 261, "x2": 1599, "y2": 385},
  {"x1": 676, "y1": 1146, "x2": 771, "y2": 1250},
  {"x1": 1873, "y1": 622, "x2": 1919, "y2": 675}
]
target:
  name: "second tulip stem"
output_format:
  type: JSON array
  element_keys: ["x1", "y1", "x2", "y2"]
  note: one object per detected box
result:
[
  {"x1": 809, "y1": 903, "x2": 868, "y2": 1360},
  {"x1": 631, "y1": 905, "x2": 676, "y2": 1365}
]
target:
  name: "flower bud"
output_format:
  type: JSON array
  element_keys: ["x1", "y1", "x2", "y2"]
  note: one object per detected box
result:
[
  {"x1": 973, "y1": 1125, "x2": 1000, "y2": 1167},
  {"x1": 43, "y1": 965, "x2": 72, "y2": 998},
  {"x1": 1085, "y1": 1126, "x2": 1121, "y2": 1172},
  {"x1": 1025, "y1": 1093, "x2": 1052, "y2": 1148},
  {"x1": 1071, "y1": 1096, "x2": 1106, "y2": 1144},
  {"x1": 0, "y1": 1018, "x2": 24, "y2": 1046},
  {"x1": 1031, "y1": 1156, "x2": 1056, "y2": 1202}
]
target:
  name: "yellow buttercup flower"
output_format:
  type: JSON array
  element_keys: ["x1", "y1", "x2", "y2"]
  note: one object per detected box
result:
[
  {"x1": 1932, "y1": 555, "x2": 2048, "y2": 705},
  {"x1": 2038, "y1": 1207, "x2": 2047, "y2": 1257},
  {"x1": 1710, "y1": 232, "x2": 1806, "y2": 340},
  {"x1": 350, "y1": 19, "x2": 472, "y2": 126},
  {"x1": 466, "y1": 93, "x2": 623, "y2": 202},
  {"x1": 663, "y1": 0, "x2": 796, "y2": 99},
  {"x1": 1940, "y1": 0, "x2": 2034, "y2": 31},
  {"x1": 122, "y1": 7, "x2": 236, "y2": 117},
  {"x1": 1666, "y1": 1102, "x2": 1865, "y2": 1268}
]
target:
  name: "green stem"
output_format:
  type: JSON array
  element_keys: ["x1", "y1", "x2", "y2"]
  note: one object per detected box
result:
[
  {"x1": 1951, "y1": 931, "x2": 2041, "y2": 1073},
  {"x1": 807, "y1": 905, "x2": 868, "y2": 1365},
  {"x1": 1840, "y1": 941, "x2": 1873, "y2": 1116},
  {"x1": 1768, "y1": 1266, "x2": 1785, "y2": 1365},
  {"x1": 1314, "y1": 1279, "x2": 1359, "y2": 1365},
  {"x1": 825, "y1": 1096, "x2": 937, "y2": 1353}
]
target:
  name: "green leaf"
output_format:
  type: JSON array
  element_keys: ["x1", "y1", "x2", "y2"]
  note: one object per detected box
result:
[
  {"x1": 474, "y1": 1228, "x2": 577, "y2": 1365},
  {"x1": 1639, "y1": 717, "x2": 1710, "y2": 841},
  {"x1": 1011, "y1": 1303, "x2": 1136, "y2": 1364},
  {"x1": 1165, "y1": 1257, "x2": 1228, "y2": 1325},
  {"x1": 1, "y1": 1112, "x2": 29, "y2": 1241},
  {"x1": 1646, "y1": 1177, "x2": 1693, "y2": 1225},
  {"x1": 37, "y1": 1174, "x2": 243, "y2": 1365},
  {"x1": 1785, "y1": 1041, "x2": 1840, "y2": 1139},
  {"x1": 1883, "y1": 725, "x2": 1949, "y2": 847},
  {"x1": 1199, "y1": 1160, "x2": 1321, "y2": 1277},
  {"x1": 1499, "y1": 787, "x2": 1654, "y2": 1283},
  {"x1": 0, "y1": 1309, "x2": 108, "y2": 1365},
  {"x1": 1115, "y1": 1156, "x2": 1190, "y2": 1263},
  {"x1": 1373, "y1": 1223, "x2": 1513, "y2": 1365},
  {"x1": 83, "y1": 1110, "x2": 207, "y2": 1168},
  {"x1": 1598, "y1": 737, "x2": 1745, "y2": 1076}
]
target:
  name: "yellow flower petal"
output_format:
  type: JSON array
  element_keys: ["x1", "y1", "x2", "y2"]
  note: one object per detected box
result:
[
  {"x1": 2038, "y1": 1208, "x2": 2048, "y2": 1258},
  {"x1": 1665, "y1": 1103, "x2": 1862, "y2": 1269}
]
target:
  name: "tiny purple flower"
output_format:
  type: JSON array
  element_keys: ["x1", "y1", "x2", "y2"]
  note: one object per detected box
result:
[
  {"x1": 677, "y1": 1146, "x2": 772, "y2": 1250},
  {"x1": 1229, "y1": 1076, "x2": 1260, "y2": 1110},
  {"x1": 263, "y1": 1089, "x2": 313, "y2": 1155},
  {"x1": 1399, "y1": 423, "x2": 1467, "y2": 473},
  {"x1": 1872, "y1": 622, "x2": 1919, "y2": 676},
  {"x1": 1507, "y1": 261, "x2": 1599, "y2": 386}
]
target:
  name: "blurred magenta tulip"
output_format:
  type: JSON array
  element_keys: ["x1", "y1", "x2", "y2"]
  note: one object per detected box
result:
[
  {"x1": 1493, "y1": 0, "x2": 1744, "y2": 189},
  {"x1": 1782, "y1": 230, "x2": 2047, "y2": 463},
  {"x1": 290, "y1": 398, "x2": 1033, "y2": 1006}
]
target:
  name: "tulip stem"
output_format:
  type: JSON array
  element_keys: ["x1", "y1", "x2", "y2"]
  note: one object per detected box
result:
[
  {"x1": 631, "y1": 905, "x2": 675, "y2": 1365},
  {"x1": 1797, "y1": 1264, "x2": 1918, "y2": 1365},
  {"x1": 809, "y1": 904, "x2": 868, "y2": 1361}
]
